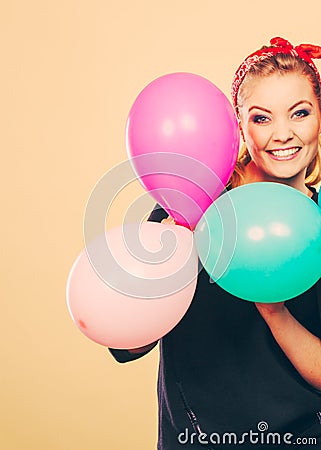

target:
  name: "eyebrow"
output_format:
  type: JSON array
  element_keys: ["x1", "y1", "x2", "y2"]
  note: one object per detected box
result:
[{"x1": 248, "y1": 100, "x2": 313, "y2": 114}]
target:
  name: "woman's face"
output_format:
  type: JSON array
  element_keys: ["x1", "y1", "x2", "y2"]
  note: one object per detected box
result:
[{"x1": 238, "y1": 73, "x2": 321, "y2": 184}]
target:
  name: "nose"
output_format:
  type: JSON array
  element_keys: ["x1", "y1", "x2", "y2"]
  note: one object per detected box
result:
[{"x1": 272, "y1": 119, "x2": 294, "y2": 143}]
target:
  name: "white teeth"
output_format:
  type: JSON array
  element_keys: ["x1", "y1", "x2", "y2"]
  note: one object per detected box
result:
[{"x1": 270, "y1": 147, "x2": 300, "y2": 157}]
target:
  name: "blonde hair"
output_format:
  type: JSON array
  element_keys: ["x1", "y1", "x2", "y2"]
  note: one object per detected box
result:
[{"x1": 228, "y1": 51, "x2": 321, "y2": 189}]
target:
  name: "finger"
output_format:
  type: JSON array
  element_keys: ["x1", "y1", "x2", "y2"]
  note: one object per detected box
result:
[{"x1": 161, "y1": 217, "x2": 176, "y2": 225}]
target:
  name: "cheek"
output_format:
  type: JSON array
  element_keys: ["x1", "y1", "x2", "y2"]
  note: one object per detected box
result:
[
  {"x1": 301, "y1": 126, "x2": 320, "y2": 146},
  {"x1": 311, "y1": 123, "x2": 321, "y2": 143},
  {"x1": 245, "y1": 127, "x2": 267, "y2": 150},
  {"x1": 298, "y1": 117, "x2": 321, "y2": 143}
]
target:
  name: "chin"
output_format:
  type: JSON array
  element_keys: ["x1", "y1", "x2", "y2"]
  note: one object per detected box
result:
[{"x1": 266, "y1": 170, "x2": 304, "y2": 183}]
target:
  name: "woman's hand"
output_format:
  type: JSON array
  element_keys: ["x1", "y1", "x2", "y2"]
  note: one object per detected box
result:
[
  {"x1": 161, "y1": 217, "x2": 176, "y2": 225},
  {"x1": 255, "y1": 301, "x2": 286, "y2": 318},
  {"x1": 255, "y1": 300, "x2": 321, "y2": 391}
]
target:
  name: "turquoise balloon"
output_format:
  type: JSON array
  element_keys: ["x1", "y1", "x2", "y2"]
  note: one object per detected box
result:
[{"x1": 194, "y1": 182, "x2": 321, "y2": 303}]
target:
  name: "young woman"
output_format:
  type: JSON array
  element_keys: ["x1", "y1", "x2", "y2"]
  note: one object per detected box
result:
[{"x1": 109, "y1": 37, "x2": 321, "y2": 449}]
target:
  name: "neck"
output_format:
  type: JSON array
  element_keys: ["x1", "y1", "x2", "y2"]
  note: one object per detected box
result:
[{"x1": 242, "y1": 161, "x2": 312, "y2": 197}]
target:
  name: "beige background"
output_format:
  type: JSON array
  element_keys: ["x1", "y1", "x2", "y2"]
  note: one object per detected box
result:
[{"x1": 2, "y1": 1, "x2": 321, "y2": 449}]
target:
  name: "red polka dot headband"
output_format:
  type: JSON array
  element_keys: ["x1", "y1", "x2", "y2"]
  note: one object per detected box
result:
[{"x1": 231, "y1": 37, "x2": 321, "y2": 108}]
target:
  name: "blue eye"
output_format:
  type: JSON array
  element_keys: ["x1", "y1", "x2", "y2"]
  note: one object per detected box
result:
[
  {"x1": 293, "y1": 109, "x2": 310, "y2": 118},
  {"x1": 253, "y1": 115, "x2": 269, "y2": 124}
]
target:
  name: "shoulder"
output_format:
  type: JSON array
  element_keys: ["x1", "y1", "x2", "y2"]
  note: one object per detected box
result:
[
  {"x1": 307, "y1": 185, "x2": 319, "y2": 204},
  {"x1": 147, "y1": 203, "x2": 168, "y2": 223}
]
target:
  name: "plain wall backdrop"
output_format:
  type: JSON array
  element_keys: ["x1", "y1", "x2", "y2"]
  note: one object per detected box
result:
[{"x1": 2, "y1": 1, "x2": 321, "y2": 449}]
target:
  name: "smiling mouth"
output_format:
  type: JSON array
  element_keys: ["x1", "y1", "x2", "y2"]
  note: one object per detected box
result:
[{"x1": 266, "y1": 147, "x2": 302, "y2": 159}]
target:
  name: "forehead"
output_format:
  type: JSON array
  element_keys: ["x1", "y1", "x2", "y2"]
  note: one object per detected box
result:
[{"x1": 240, "y1": 73, "x2": 316, "y2": 110}]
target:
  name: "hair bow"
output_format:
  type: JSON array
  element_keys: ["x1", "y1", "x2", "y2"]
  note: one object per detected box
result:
[{"x1": 231, "y1": 36, "x2": 321, "y2": 107}]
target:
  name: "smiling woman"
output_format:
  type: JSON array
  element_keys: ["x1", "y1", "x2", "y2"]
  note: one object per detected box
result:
[
  {"x1": 109, "y1": 37, "x2": 321, "y2": 450},
  {"x1": 230, "y1": 39, "x2": 321, "y2": 192},
  {"x1": 237, "y1": 73, "x2": 321, "y2": 192}
]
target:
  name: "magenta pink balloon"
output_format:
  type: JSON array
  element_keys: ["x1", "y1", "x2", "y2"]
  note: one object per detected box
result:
[
  {"x1": 66, "y1": 222, "x2": 198, "y2": 349},
  {"x1": 126, "y1": 72, "x2": 240, "y2": 229}
]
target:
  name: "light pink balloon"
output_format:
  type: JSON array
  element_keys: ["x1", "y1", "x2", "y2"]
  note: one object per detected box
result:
[
  {"x1": 66, "y1": 222, "x2": 198, "y2": 349},
  {"x1": 126, "y1": 72, "x2": 240, "y2": 229}
]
